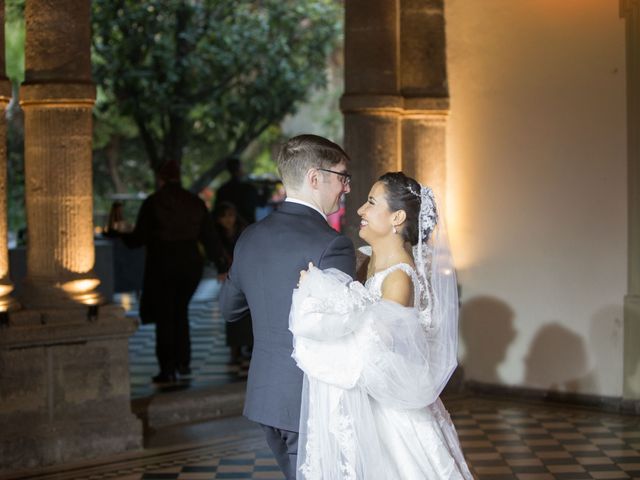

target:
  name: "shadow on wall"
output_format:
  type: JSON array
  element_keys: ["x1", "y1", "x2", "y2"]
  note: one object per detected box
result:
[
  {"x1": 524, "y1": 322, "x2": 598, "y2": 393},
  {"x1": 459, "y1": 296, "x2": 517, "y2": 384},
  {"x1": 589, "y1": 306, "x2": 622, "y2": 396}
]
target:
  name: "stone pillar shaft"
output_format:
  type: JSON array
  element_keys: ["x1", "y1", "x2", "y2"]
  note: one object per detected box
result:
[
  {"x1": 343, "y1": 0, "x2": 401, "y2": 240},
  {"x1": 342, "y1": 96, "x2": 402, "y2": 239},
  {"x1": 399, "y1": 0, "x2": 449, "y2": 207},
  {"x1": 20, "y1": 0, "x2": 99, "y2": 308},
  {"x1": 342, "y1": 0, "x2": 450, "y2": 240}
]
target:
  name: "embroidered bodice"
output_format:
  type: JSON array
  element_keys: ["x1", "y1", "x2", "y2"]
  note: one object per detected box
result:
[{"x1": 365, "y1": 263, "x2": 420, "y2": 306}]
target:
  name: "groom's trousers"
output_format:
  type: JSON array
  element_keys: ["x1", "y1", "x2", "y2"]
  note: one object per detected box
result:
[{"x1": 261, "y1": 424, "x2": 298, "y2": 479}]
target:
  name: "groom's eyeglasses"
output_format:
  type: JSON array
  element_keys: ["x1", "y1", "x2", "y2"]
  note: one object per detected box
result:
[{"x1": 317, "y1": 168, "x2": 352, "y2": 186}]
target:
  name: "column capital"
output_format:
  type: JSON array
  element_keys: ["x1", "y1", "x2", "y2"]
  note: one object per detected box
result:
[
  {"x1": 403, "y1": 96, "x2": 450, "y2": 115},
  {"x1": 341, "y1": 93, "x2": 449, "y2": 115},
  {"x1": 19, "y1": 82, "x2": 96, "y2": 107},
  {"x1": 341, "y1": 94, "x2": 404, "y2": 115}
]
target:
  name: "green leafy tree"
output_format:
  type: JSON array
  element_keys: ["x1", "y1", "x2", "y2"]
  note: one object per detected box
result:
[{"x1": 92, "y1": 0, "x2": 342, "y2": 192}]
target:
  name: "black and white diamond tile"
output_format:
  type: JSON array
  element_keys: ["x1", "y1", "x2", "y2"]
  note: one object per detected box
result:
[{"x1": 122, "y1": 273, "x2": 247, "y2": 399}]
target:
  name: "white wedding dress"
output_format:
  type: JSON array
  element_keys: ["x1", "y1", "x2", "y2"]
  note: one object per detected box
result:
[{"x1": 289, "y1": 263, "x2": 472, "y2": 480}]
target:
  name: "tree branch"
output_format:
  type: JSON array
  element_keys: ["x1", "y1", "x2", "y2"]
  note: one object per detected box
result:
[
  {"x1": 134, "y1": 112, "x2": 161, "y2": 171},
  {"x1": 187, "y1": 121, "x2": 271, "y2": 194}
]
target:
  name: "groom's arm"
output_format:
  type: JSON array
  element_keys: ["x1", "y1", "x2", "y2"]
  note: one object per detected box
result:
[
  {"x1": 219, "y1": 232, "x2": 250, "y2": 323},
  {"x1": 318, "y1": 234, "x2": 356, "y2": 279},
  {"x1": 220, "y1": 267, "x2": 250, "y2": 323}
]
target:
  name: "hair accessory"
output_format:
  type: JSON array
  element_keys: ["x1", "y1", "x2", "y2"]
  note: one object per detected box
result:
[
  {"x1": 407, "y1": 185, "x2": 421, "y2": 198},
  {"x1": 413, "y1": 185, "x2": 439, "y2": 326}
]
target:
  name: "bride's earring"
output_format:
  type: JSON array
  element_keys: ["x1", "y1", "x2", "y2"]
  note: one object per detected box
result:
[{"x1": 392, "y1": 225, "x2": 397, "y2": 234}]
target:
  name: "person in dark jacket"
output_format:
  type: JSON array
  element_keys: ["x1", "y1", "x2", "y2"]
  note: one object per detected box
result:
[
  {"x1": 123, "y1": 160, "x2": 221, "y2": 383},
  {"x1": 214, "y1": 157, "x2": 261, "y2": 224},
  {"x1": 213, "y1": 201, "x2": 253, "y2": 366}
]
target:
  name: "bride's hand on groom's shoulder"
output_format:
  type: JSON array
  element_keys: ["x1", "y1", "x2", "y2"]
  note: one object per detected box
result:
[{"x1": 298, "y1": 262, "x2": 314, "y2": 287}]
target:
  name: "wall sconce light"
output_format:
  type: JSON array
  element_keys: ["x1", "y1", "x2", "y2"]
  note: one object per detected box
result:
[{"x1": 87, "y1": 305, "x2": 99, "y2": 322}]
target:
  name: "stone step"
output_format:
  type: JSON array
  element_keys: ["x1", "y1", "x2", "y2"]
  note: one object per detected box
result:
[{"x1": 131, "y1": 381, "x2": 246, "y2": 430}]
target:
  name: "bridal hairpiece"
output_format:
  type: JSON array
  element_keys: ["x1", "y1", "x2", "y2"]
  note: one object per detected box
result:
[
  {"x1": 407, "y1": 184, "x2": 438, "y2": 242},
  {"x1": 412, "y1": 184, "x2": 439, "y2": 327}
]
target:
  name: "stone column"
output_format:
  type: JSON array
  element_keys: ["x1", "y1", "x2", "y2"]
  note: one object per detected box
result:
[
  {"x1": 0, "y1": 0, "x2": 18, "y2": 312},
  {"x1": 622, "y1": 0, "x2": 640, "y2": 405},
  {"x1": 399, "y1": 0, "x2": 450, "y2": 208},
  {"x1": 342, "y1": 0, "x2": 402, "y2": 241},
  {"x1": 19, "y1": 0, "x2": 100, "y2": 309},
  {"x1": 342, "y1": 0, "x2": 451, "y2": 239},
  {"x1": 0, "y1": 1, "x2": 142, "y2": 471}
]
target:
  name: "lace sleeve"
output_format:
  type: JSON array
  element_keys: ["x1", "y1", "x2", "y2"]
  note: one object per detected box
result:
[
  {"x1": 289, "y1": 267, "x2": 372, "y2": 340},
  {"x1": 289, "y1": 267, "x2": 374, "y2": 389}
]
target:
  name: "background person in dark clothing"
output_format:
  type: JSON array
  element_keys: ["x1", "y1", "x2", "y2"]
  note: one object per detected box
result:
[
  {"x1": 123, "y1": 160, "x2": 221, "y2": 383},
  {"x1": 214, "y1": 157, "x2": 260, "y2": 224},
  {"x1": 212, "y1": 201, "x2": 253, "y2": 366},
  {"x1": 212, "y1": 201, "x2": 247, "y2": 280}
]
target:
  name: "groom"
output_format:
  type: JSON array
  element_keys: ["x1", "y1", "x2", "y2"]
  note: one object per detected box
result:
[{"x1": 219, "y1": 134, "x2": 356, "y2": 479}]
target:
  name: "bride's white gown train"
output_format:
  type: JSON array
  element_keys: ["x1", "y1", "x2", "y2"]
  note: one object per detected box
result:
[{"x1": 290, "y1": 264, "x2": 472, "y2": 479}]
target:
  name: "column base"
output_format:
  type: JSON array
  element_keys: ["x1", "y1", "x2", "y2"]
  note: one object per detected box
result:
[
  {"x1": 0, "y1": 304, "x2": 143, "y2": 471},
  {"x1": 624, "y1": 294, "x2": 640, "y2": 399},
  {"x1": 18, "y1": 276, "x2": 103, "y2": 312}
]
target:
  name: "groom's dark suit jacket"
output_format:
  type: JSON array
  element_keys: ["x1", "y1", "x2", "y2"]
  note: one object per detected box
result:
[{"x1": 220, "y1": 201, "x2": 356, "y2": 432}]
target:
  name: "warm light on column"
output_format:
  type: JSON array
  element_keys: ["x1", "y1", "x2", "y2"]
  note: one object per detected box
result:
[
  {"x1": 20, "y1": 97, "x2": 102, "y2": 308},
  {"x1": 16, "y1": 0, "x2": 101, "y2": 310},
  {"x1": 61, "y1": 278, "x2": 101, "y2": 306}
]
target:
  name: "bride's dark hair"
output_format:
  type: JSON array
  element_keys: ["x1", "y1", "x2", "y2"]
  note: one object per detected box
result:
[{"x1": 378, "y1": 172, "x2": 433, "y2": 246}]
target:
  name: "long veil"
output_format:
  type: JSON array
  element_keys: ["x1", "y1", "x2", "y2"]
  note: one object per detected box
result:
[{"x1": 414, "y1": 212, "x2": 459, "y2": 401}]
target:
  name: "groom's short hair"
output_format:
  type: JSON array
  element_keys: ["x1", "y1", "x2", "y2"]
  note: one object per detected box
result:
[{"x1": 276, "y1": 134, "x2": 349, "y2": 189}]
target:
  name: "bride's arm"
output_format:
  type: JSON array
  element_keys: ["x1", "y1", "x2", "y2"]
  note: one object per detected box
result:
[
  {"x1": 380, "y1": 270, "x2": 414, "y2": 307},
  {"x1": 291, "y1": 266, "x2": 371, "y2": 340}
]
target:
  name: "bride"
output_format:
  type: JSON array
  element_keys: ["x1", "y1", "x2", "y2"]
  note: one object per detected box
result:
[{"x1": 289, "y1": 172, "x2": 472, "y2": 479}]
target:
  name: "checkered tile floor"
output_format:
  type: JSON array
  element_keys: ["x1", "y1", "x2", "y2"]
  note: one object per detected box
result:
[
  {"x1": 453, "y1": 397, "x2": 640, "y2": 479},
  {"x1": 123, "y1": 271, "x2": 248, "y2": 399},
  {"x1": 135, "y1": 397, "x2": 640, "y2": 480},
  {"x1": 113, "y1": 275, "x2": 640, "y2": 479},
  {"x1": 33, "y1": 395, "x2": 640, "y2": 480},
  {"x1": 139, "y1": 451, "x2": 284, "y2": 480}
]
